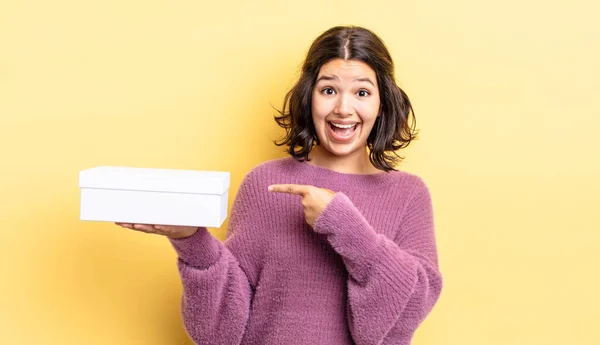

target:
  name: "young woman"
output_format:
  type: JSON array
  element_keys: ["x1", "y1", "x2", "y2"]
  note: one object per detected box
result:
[{"x1": 117, "y1": 25, "x2": 443, "y2": 345}]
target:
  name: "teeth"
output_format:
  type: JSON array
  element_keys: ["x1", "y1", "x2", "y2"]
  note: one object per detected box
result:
[{"x1": 331, "y1": 123, "x2": 356, "y2": 129}]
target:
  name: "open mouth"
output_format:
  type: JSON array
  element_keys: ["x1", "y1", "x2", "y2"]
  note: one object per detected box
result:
[{"x1": 328, "y1": 121, "x2": 359, "y2": 142}]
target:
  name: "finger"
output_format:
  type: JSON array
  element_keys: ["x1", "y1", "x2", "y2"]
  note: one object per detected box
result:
[
  {"x1": 153, "y1": 225, "x2": 172, "y2": 235},
  {"x1": 117, "y1": 223, "x2": 133, "y2": 229},
  {"x1": 268, "y1": 184, "x2": 310, "y2": 196},
  {"x1": 132, "y1": 224, "x2": 156, "y2": 233}
]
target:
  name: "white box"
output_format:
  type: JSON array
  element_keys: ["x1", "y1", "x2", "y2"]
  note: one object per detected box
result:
[{"x1": 79, "y1": 166, "x2": 230, "y2": 228}]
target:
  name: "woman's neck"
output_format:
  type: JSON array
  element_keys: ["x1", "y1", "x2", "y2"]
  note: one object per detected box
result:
[{"x1": 307, "y1": 146, "x2": 382, "y2": 175}]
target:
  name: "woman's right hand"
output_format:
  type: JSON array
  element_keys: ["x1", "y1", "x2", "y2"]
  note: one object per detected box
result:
[{"x1": 115, "y1": 222, "x2": 198, "y2": 239}]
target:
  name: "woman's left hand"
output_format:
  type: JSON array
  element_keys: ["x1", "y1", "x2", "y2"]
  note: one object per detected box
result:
[{"x1": 268, "y1": 184, "x2": 336, "y2": 227}]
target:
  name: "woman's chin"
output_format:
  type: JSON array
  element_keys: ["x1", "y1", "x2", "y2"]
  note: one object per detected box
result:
[{"x1": 320, "y1": 142, "x2": 362, "y2": 158}]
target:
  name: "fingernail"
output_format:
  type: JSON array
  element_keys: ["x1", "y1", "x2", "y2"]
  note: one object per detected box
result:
[{"x1": 268, "y1": 186, "x2": 273, "y2": 191}]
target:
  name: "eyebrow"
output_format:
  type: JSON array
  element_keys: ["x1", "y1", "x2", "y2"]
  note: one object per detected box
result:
[{"x1": 315, "y1": 75, "x2": 375, "y2": 86}]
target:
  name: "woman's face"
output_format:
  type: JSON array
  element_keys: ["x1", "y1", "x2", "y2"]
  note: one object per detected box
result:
[{"x1": 311, "y1": 58, "x2": 381, "y2": 158}]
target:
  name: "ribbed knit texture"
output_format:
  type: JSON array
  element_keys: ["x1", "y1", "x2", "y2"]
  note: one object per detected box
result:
[{"x1": 168, "y1": 157, "x2": 443, "y2": 345}]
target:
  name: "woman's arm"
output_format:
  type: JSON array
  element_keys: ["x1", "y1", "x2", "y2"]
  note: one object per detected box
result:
[
  {"x1": 168, "y1": 172, "x2": 261, "y2": 345},
  {"x1": 312, "y1": 183, "x2": 443, "y2": 345}
]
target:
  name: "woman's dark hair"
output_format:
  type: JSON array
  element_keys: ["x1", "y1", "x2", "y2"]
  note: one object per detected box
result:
[{"x1": 274, "y1": 25, "x2": 418, "y2": 172}]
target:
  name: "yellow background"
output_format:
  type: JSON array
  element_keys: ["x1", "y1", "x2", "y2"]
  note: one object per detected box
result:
[{"x1": 1, "y1": 1, "x2": 598, "y2": 344}]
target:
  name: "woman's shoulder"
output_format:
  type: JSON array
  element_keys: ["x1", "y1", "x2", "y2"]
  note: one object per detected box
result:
[
  {"x1": 245, "y1": 156, "x2": 295, "y2": 177},
  {"x1": 383, "y1": 169, "x2": 431, "y2": 198},
  {"x1": 391, "y1": 169, "x2": 428, "y2": 186},
  {"x1": 250, "y1": 156, "x2": 296, "y2": 173},
  {"x1": 238, "y1": 156, "x2": 296, "y2": 186}
]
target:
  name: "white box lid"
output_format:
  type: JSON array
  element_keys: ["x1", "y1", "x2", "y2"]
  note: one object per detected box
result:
[{"x1": 79, "y1": 166, "x2": 230, "y2": 194}]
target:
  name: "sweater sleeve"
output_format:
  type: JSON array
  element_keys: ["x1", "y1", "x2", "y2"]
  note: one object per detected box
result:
[
  {"x1": 312, "y1": 182, "x2": 443, "y2": 345},
  {"x1": 167, "y1": 173, "x2": 258, "y2": 345}
]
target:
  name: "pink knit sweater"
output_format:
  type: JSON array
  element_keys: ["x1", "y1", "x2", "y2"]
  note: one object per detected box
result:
[{"x1": 169, "y1": 157, "x2": 442, "y2": 345}]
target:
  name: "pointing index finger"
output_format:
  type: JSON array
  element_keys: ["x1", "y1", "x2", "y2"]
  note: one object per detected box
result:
[{"x1": 268, "y1": 184, "x2": 309, "y2": 196}]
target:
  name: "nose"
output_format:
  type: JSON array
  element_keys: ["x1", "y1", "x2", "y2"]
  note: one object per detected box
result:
[{"x1": 333, "y1": 93, "x2": 354, "y2": 117}]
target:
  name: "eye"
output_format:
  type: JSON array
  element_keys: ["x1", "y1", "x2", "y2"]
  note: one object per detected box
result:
[
  {"x1": 321, "y1": 87, "x2": 336, "y2": 95},
  {"x1": 357, "y1": 89, "x2": 370, "y2": 97}
]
